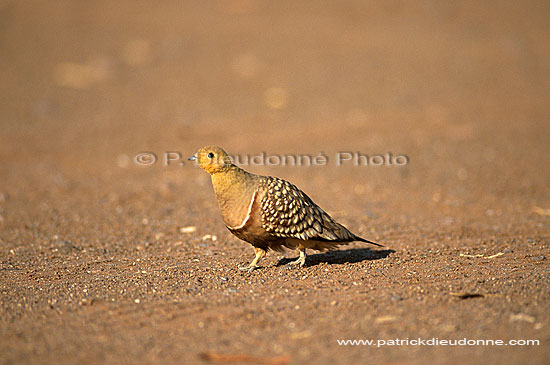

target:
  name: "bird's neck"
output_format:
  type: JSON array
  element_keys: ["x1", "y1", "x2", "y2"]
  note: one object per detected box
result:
[{"x1": 211, "y1": 164, "x2": 249, "y2": 189}]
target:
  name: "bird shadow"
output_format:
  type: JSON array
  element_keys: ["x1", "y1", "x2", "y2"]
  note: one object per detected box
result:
[{"x1": 275, "y1": 247, "x2": 395, "y2": 267}]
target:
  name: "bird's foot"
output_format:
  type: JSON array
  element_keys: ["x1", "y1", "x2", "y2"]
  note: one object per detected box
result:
[
  {"x1": 286, "y1": 257, "x2": 306, "y2": 268},
  {"x1": 239, "y1": 265, "x2": 260, "y2": 273},
  {"x1": 239, "y1": 248, "x2": 266, "y2": 272},
  {"x1": 286, "y1": 248, "x2": 307, "y2": 268}
]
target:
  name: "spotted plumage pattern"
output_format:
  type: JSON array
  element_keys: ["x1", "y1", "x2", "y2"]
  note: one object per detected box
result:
[{"x1": 258, "y1": 176, "x2": 356, "y2": 242}]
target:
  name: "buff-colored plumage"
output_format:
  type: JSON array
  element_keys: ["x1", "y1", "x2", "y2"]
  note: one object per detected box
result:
[{"x1": 189, "y1": 146, "x2": 382, "y2": 271}]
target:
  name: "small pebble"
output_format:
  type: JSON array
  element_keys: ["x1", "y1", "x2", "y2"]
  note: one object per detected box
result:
[{"x1": 180, "y1": 226, "x2": 197, "y2": 233}]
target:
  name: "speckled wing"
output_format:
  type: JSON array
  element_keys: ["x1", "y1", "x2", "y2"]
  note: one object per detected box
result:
[{"x1": 257, "y1": 176, "x2": 357, "y2": 242}]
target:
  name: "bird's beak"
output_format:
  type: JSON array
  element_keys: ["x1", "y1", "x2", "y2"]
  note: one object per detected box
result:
[{"x1": 188, "y1": 155, "x2": 196, "y2": 161}]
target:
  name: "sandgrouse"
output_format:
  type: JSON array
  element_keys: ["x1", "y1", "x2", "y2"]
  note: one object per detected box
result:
[{"x1": 188, "y1": 146, "x2": 382, "y2": 271}]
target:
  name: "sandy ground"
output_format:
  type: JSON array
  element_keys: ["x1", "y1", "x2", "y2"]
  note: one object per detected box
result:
[{"x1": 1, "y1": 1, "x2": 549, "y2": 364}]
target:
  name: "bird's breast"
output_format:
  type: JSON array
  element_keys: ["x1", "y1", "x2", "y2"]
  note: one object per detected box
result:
[{"x1": 211, "y1": 181, "x2": 255, "y2": 229}]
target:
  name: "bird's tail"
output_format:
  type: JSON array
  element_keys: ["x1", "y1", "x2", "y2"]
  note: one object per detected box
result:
[{"x1": 354, "y1": 235, "x2": 383, "y2": 247}]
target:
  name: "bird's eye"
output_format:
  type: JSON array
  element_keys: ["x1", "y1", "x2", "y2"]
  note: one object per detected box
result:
[{"x1": 207, "y1": 152, "x2": 214, "y2": 158}]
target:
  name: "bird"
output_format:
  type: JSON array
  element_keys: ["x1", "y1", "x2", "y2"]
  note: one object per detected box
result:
[{"x1": 188, "y1": 146, "x2": 382, "y2": 271}]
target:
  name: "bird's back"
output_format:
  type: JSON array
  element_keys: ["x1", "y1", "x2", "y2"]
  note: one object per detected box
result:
[{"x1": 255, "y1": 175, "x2": 359, "y2": 244}]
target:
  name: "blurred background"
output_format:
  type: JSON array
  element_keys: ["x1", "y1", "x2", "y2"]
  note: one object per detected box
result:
[
  {"x1": 1, "y1": 1, "x2": 549, "y2": 364},
  {"x1": 2, "y1": 0, "x2": 548, "y2": 207}
]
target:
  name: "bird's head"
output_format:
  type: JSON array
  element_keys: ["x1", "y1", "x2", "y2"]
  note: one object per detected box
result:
[{"x1": 188, "y1": 146, "x2": 233, "y2": 174}]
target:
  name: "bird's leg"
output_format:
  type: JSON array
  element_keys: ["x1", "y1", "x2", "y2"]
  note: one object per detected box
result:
[
  {"x1": 287, "y1": 246, "x2": 307, "y2": 268},
  {"x1": 239, "y1": 247, "x2": 266, "y2": 272}
]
